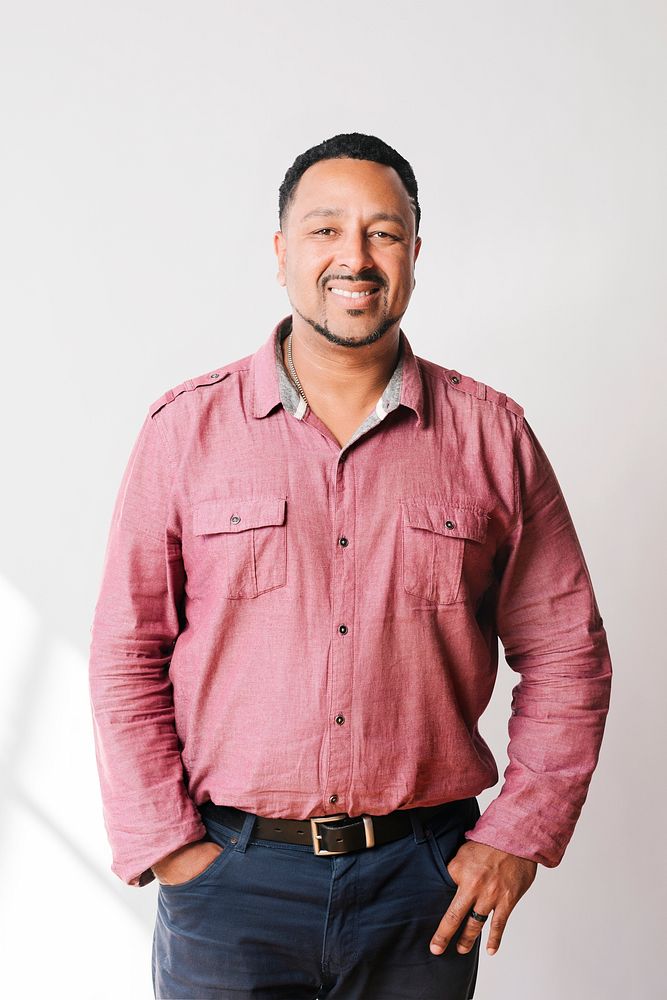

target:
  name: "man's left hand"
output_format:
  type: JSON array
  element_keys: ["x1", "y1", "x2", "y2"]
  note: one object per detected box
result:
[{"x1": 429, "y1": 841, "x2": 537, "y2": 957}]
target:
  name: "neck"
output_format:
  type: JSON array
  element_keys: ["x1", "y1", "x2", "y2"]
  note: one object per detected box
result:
[{"x1": 282, "y1": 314, "x2": 402, "y2": 413}]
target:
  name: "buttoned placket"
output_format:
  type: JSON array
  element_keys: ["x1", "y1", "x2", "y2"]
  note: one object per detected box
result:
[{"x1": 275, "y1": 324, "x2": 404, "y2": 812}]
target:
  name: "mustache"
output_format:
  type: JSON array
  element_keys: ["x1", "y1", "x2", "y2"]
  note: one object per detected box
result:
[{"x1": 323, "y1": 274, "x2": 386, "y2": 287}]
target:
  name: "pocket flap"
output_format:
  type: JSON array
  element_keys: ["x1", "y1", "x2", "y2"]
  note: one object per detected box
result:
[
  {"x1": 193, "y1": 497, "x2": 287, "y2": 535},
  {"x1": 401, "y1": 499, "x2": 488, "y2": 543}
]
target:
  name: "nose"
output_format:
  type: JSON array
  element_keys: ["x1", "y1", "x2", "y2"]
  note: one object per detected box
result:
[{"x1": 335, "y1": 228, "x2": 375, "y2": 274}]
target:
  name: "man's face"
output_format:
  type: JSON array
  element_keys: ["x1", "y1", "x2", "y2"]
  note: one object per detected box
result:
[{"x1": 274, "y1": 157, "x2": 422, "y2": 348}]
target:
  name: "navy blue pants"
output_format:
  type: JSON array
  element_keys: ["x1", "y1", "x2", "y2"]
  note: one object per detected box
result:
[{"x1": 152, "y1": 798, "x2": 482, "y2": 999}]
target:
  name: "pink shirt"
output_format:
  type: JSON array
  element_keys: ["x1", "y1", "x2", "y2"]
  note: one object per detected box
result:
[{"x1": 89, "y1": 316, "x2": 612, "y2": 886}]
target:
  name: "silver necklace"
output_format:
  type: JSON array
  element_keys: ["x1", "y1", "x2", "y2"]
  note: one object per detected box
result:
[{"x1": 287, "y1": 332, "x2": 309, "y2": 406}]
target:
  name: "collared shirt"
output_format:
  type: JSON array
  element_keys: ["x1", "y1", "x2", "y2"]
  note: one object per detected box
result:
[{"x1": 89, "y1": 315, "x2": 612, "y2": 887}]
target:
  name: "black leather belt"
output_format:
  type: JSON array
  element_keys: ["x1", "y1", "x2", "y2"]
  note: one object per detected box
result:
[{"x1": 199, "y1": 799, "x2": 470, "y2": 856}]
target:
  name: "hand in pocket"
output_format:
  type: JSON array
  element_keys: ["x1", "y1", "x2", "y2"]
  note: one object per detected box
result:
[{"x1": 152, "y1": 838, "x2": 225, "y2": 886}]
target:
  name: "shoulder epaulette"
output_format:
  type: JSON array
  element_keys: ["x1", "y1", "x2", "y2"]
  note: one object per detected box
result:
[
  {"x1": 148, "y1": 367, "x2": 231, "y2": 418},
  {"x1": 443, "y1": 367, "x2": 524, "y2": 418}
]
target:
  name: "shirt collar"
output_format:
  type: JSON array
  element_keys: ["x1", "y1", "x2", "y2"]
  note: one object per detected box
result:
[{"x1": 251, "y1": 314, "x2": 425, "y2": 427}]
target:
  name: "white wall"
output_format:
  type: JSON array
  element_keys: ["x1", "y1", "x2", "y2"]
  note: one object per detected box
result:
[{"x1": 1, "y1": 1, "x2": 664, "y2": 997}]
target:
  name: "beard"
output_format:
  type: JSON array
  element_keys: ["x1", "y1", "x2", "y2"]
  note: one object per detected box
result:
[{"x1": 294, "y1": 302, "x2": 401, "y2": 349}]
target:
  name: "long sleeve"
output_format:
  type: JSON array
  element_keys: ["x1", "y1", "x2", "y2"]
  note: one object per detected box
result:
[
  {"x1": 88, "y1": 409, "x2": 206, "y2": 886},
  {"x1": 465, "y1": 415, "x2": 613, "y2": 866}
]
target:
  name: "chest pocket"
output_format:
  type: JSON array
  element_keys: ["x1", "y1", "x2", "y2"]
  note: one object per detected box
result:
[
  {"x1": 400, "y1": 498, "x2": 488, "y2": 605},
  {"x1": 193, "y1": 496, "x2": 287, "y2": 599}
]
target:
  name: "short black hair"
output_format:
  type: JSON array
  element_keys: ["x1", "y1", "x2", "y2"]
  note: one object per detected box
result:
[{"x1": 278, "y1": 132, "x2": 421, "y2": 236}]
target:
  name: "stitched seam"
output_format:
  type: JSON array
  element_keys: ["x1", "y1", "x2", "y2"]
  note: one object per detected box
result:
[
  {"x1": 494, "y1": 411, "x2": 524, "y2": 551},
  {"x1": 399, "y1": 494, "x2": 489, "y2": 516},
  {"x1": 347, "y1": 457, "x2": 359, "y2": 807},
  {"x1": 151, "y1": 411, "x2": 180, "y2": 545}
]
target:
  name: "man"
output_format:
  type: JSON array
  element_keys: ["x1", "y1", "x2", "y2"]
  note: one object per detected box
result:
[{"x1": 89, "y1": 132, "x2": 612, "y2": 999}]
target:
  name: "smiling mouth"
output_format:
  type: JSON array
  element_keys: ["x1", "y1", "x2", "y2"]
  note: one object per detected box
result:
[
  {"x1": 330, "y1": 288, "x2": 377, "y2": 299},
  {"x1": 327, "y1": 284, "x2": 381, "y2": 305}
]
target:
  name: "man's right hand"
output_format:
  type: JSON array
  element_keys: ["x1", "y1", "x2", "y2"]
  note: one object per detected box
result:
[{"x1": 151, "y1": 837, "x2": 224, "y2": 886}]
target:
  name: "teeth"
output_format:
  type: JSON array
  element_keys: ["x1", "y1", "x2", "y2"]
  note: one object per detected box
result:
[{"x1": 330, "y1": 288, "x2": 377, "y2": 299}]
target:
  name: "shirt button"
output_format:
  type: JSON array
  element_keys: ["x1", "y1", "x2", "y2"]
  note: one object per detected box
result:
[
  {"x1": 210, "y1": 372, "x2": 220, "y2": 379},
  {"x1": 339, "y1": 537, "x2": 349, "y2": 547},
  {"x1": 335, "y1": 714, "x2": 345, "y2": 725},
  {"x1": 329, "y1": 794, "x2": 338, "y2": 804},
  {"x1": 338, "y1": 624, "x2": 348, "y2": 635},
  {"x1": 445, "y1": 520, "x2": 455, "y2": 530},
  {"x1": 230, "y1": 515, "x2": 241, "y2": 524},
  {"x1": 450, "y1": 374, "x2": 460, "y2": 384}
]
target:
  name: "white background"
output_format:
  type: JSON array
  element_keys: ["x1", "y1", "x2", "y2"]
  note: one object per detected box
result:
[{"x1": 1, "y1": 2, "x2": 665, "y2": 997}]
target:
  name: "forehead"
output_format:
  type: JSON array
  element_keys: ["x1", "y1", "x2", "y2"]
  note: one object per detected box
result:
[{"x1": 291, "y1": 158, "x2": 412, "y2": 221}]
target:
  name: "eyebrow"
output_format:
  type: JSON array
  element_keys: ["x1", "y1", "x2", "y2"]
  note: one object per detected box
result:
[{"x1": 300, "y1": 208, "x2": 408, "y2": 230}]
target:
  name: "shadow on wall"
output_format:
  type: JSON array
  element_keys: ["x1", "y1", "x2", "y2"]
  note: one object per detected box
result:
[{"x1": 0, "y1": 574, "x2": 155, "y2": 998}]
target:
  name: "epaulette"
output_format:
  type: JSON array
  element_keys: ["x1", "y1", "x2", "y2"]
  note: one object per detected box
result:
[
  {"x1": 148, "y1": 367, "x2": 231, "y2": 418},
  {"x1": 443, "y1": 367, "x2": 524, "y2": 418}
]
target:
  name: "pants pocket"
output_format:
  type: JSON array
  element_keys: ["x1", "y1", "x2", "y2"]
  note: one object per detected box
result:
[
  {"x1": 157, "y1": 822, "x2": 238, "y2": 894},
  {"x1": 423, "y1": 798, "x2": 481, "y2": 891}
]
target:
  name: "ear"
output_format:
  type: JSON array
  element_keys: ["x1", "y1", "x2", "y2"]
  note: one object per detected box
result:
[
  {"x1": 414, "y1": 236, "x2": 422, "y2": 264},
  {"x1": 274, "y1": 230, "x2": 287, "y2": 287}
]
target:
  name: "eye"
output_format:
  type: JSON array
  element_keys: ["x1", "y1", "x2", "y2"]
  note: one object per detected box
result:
[
  {"x1": 372, "y1": 231, "x2": 399, "y2": 241},
  {"x1": 313, "y1": 228, "x2": 336, "y2": 236}
]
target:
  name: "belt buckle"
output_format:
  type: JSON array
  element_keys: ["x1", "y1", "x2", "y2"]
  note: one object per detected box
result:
[{"x1": 310, "y1": 813, "x2": 376, "y2": 855}]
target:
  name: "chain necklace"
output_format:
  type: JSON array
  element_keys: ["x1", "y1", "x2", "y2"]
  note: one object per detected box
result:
[{"x1": 287, "y1": 332, "x2": 309, "y2": 407}]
